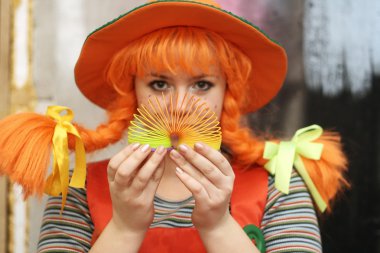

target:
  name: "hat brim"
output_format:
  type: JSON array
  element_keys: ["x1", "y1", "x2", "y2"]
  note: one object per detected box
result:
[{"x1": 74, "y1": 1, "x2": 287, "y2": 113}]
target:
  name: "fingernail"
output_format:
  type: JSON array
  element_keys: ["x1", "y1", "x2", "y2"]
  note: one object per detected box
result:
[
  {"x1": 176, "y1": 167, "x2": 184, "y2": 174},
  {"x1": 194, "y1": 142, "x2": 204, "y2": 150},
  {"x1": 131, "y1": 143, "x2": 140, "y2": 150},
  {"x1": 156, "y1": 146, "x2": 165, "y2": 154},
  {"x1": 179, "y1": 144, "x2": 188, "y2": 153},
  {"x1": 141, "y1": 144, "x2": 150, "y2": 152},
  {"x1": 170, "y1": 150, "x2": 181, "y2": 158}
]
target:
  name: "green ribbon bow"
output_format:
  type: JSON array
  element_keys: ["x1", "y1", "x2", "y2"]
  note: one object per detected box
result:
[{"x1": 263, "y1": 125, "x2": 327, "y2": 212}]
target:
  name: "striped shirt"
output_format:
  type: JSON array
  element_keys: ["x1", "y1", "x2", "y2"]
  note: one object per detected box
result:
[
  {"x1": 37, "y1": 169, "x2": 321, "y2": 252},
  {"x1": 152, "y1": 195, "x2": 195, "y2": 228}
]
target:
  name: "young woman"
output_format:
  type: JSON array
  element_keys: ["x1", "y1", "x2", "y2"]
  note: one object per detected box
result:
[{"x1": 0, "y1": 1, "x2": 348, "y2": 252}]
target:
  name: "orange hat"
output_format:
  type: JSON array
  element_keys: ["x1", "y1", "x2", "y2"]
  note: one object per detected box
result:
[{"x1": 74, "y1": 0, "x2": 288, "y2": 113}]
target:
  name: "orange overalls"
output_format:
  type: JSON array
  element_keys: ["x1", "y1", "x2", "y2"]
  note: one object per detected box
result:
[{"x1": 87, "y1": 160, "x2": 268, "y2": 252}]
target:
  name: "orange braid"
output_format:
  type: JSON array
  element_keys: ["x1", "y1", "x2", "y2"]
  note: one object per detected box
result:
[
  {"x1": 68, "y1": 93, "x2": 136, "y2": 151},
  {"x1": 221, "y1": 90, "x2": 266, "y2": 169},
  {"x1": 217, "y1": 41, "x2": 267, "y2": 168},
  {"x1": 0, "y1": 95, "x2": 135, "y2": 196},
  {"x1": 221, "y1": 88, "x2": 349, "y2": 210},
  {"x1": 206, "y1": 29, "x2": 348, "y2": 209},
  {"x1": 0, "y1": 89, "x2": 135, "y2": 197}
]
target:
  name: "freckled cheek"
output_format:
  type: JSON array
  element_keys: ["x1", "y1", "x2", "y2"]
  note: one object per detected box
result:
[
  {"x1": 136, "y1": 93, "x2": 171, "y2": 110},
  {"x1": 201, "y1": 96, "x2": 224, "y2": 120},
  {"x1": 136, "y1": 92, "x2": 153, "y2": 107},
  {"x1": 134, "y1": 80, "x2": 154, "y2": 106},
  {"x1": 212, "y1": 103, "x2": 223, "y2": 120}
]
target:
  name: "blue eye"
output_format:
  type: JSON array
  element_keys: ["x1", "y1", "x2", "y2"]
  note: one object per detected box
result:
[
  {"x1": 193, "y1": 81, "x2": 214, "y2": 91},
  {"x1": 149, "y1": 80, "x2": 169, "y2": 91}
]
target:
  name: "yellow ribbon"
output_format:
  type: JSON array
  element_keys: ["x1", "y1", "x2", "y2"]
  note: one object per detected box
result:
[
  {"x1": 263, "y1": 125, "x2": 327, "y2": 212},
  {"x1": 44, "y1": 106, "x2": 86, "y2": 212}
]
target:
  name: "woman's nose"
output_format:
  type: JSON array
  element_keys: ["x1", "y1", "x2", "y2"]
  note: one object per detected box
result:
[
  {"x1": 171, "y1": 87, "x2": 190, "y2": 105},
  {"x1": 161, "y1": 89, "x2": 193, "y2": 111}
]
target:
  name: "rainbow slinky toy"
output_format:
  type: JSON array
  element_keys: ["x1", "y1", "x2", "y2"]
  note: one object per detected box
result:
[{"x1": 128, "y1": 93, "x2": 222, "y2": 150}]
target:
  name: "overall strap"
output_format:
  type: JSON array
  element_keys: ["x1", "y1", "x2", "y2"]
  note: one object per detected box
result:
[
  {"x1": 231, "y1": 166, "x2": 268, "y2": 228},
  {"x1": 86, "y1": 160, "x2": 112, "y2": 244}
]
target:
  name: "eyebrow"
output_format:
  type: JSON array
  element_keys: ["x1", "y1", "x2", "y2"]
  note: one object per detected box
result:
[
  {"x1": 148, "y1": 73, "x2": 216, "y2": 80},
  {"x1": 149, "y1": 73, "x2": 172, "y2": 79}
]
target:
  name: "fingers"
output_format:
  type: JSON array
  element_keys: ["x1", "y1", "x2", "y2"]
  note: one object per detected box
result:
[
  {"x1": 169, "y1": 149, "x2": 205, "y2": 181},
  {"x1": 144, "y1": 157, "x2": 166, "y2": 197},
  {"x1": 113, "y1": 144, "x2": 152, "y2": 186},
  {"x1": 172, "y1": 144, "x2": 229, "y2": 189},
  {"x1": 170, "y1": 149, "x2": 217, "y2": 194},
  {"x1": 107, "y1": 143, "x2": 141, "y2": 181},
  {"x1": 130, "y1": 146, "x2": 167, "y2": 192},
  {"x1": 175, "y1": 167, "x2": 209, "y2": 203},
  {"x1": 194, "y1": 142, "x2": 234, "y2": 177}
]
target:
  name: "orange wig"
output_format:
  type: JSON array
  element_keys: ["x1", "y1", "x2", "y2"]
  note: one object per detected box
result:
[{"x1": 0, "y1": 27, "x2": 347, "y2": 209}]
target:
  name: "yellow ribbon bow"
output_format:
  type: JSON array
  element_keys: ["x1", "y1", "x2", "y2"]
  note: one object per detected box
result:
[
  {"x1": 263, "y1": 125, "x2": 327, "y2": 212},
  {"x1": 44, "y1": 106, "x2": 86, "y2": 212}
]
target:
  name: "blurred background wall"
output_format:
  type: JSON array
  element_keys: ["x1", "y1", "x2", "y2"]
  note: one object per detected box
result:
[{"x1": 0, "y1": 0, "x2": 379, "y2": 252}]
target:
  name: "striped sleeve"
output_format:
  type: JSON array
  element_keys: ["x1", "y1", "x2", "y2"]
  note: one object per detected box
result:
[
  {"x1": 37, "y1": 187, "x2": 94, "y2": 253},
  {"x1": 260, "y1": 169, "x2": 322, "y2": 253}
]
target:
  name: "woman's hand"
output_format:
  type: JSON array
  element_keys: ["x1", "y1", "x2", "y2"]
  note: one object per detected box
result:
[
  {"x1": 169, "y1": 142, "x2": 235, "y2": 233},
  {"x1": 107, "y1": 143, "x2": 167, "y2": 235}
]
